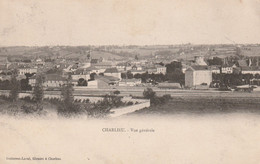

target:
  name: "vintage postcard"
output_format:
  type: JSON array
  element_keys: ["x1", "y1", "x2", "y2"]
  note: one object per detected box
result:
[{"x1": 1, "y1": 0, "x2": 260, "y2": 163}]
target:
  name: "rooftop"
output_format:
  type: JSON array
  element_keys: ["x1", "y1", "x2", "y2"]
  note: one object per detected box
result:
[
  {"x1": 45, "y1": 74, "x2": 67, "y2": 81},
  {"x1": 104, "y1": 67, "x2": 119, "y2": 73}
]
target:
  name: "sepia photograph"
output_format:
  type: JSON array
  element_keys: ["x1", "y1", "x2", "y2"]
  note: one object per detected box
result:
[{"x1": 1, "y1": 0, "x2": 260, "y2": 163}]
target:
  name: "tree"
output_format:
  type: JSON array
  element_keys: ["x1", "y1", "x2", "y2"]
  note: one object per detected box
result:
[
  {"x1": 32, "y1": 74, "x2": 44, "y2": 110},
  {"x1": 143, "y1": 88, "x2": 156, "y2": 99},
  {"x1": 135, "y1": 55, "x2": 139, "y2": 60},
  {"x1": 207, "y1": 57, "x2": 223, "y2": 66},
  {"x1": 9, "y1": 73, "x2": 20, "y2": 102},
  {"x1": 165, "y1": 61, "x2": 182, "y2": 74},
  {"x1": 87, "y1": 51, "x2": 91, "y2": 59},
  {"x1": 90, "y1": 73, "x2": 96, "y2": 81},
  {"x1": 158, "y1": 62, "x2": 164, "y2": 66},
  {"x1": 58, "y1": 76, "x2": 82, "y2": 116},
  {"x1": 126, "y1": 71, "x2": 133, "y2": 79},
  {"x1": 121, "y1": 73, "x2": 126, "y2": 79},
  {"x1": 113, "y1": 90, "x2": 120, "y2": 95},
  {"x1": 78, "y1": 78, "x2": 88, "y2": 86}
]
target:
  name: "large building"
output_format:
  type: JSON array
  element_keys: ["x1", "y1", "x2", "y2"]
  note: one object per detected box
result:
[
  {"x1": 185, "y1": 66, "x2": 212, "y2": 88},
  {"x1": 18, "y1": 68, "x2": 37, "y2": 75}
]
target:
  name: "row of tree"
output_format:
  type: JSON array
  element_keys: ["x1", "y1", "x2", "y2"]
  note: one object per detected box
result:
[{"x1": 212, "y1": 73, "x2": 260, "y2": 87}]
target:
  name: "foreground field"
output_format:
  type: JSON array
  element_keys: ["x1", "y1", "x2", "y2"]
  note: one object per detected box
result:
[{"x1": 133, "y1": 96, "x2": 260, "y2": 115}]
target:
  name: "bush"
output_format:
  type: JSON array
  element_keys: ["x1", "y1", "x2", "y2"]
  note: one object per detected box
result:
[
  {"x1": 113, "y1": 90, "x2": 120, "y2": 95},
  {"x1": 21, "y1": 104, "x2": 37, "y2": 114},
  {"x1": 57, "y1": 102, "x2": 85, "y2": 117},
  {"x1": 20, "y1": 96, "x2": 34, "y2": 103},
  {"x1": 143, "y1": 88, "x2": 156, "y2": 99},
  {"x1": 126, "y1": 101, "x2": 134, "y2": 106},
  {"x1": 151, "y1": 94, "x2": 172, "y2": 106},
  {"x1": 0, "y1": 95, "x2": 11, "y2": 101}
]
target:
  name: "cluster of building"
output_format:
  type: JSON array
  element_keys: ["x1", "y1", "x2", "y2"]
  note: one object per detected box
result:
[
  {"x1": 184, "y1": 56, "x2": 260, "y2": 88},
  {"x1": 0, "y1": 55, "x2": 167, "y2": 89},
  {"x1": 1, "y1": 48, "x2": 260, "y2": 90}
]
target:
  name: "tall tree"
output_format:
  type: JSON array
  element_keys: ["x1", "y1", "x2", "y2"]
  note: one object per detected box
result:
[
  {"x1": 9, "y1": 72, "x2": 20, "y2": 102},
  {"x1": 32, "y1": 74, "x2": 44, "y2": 110},
  {"x1": 135, "y1": 55, "x2": 139, "y2": 60},
  {"x1": 58, "y1": 75, "x2": 81, "y2": 116}
]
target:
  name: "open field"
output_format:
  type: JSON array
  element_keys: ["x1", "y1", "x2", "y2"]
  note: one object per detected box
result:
[{"x1": 133, "y1": 96, "x2": 260, "y2": 115}]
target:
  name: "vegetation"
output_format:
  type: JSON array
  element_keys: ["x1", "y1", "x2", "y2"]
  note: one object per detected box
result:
[
  {"x1": 143, "y1": 88, "x2": 172, "y2": 106},
  {"x1": 32, "y1": 74, "x2": 44, "y2": 111},
  {"x1": 77, "y1": 78, "x2": 88, "y2": 86},
  {"x1": 207, "y1": 57, "x2": 223, "y2": 66},
  {"x1": 9, "y1": 72, "x2": 20, "y2": 102},
  {"x1": 134, "y1": 96, "x2": 260, "y2": 115}
]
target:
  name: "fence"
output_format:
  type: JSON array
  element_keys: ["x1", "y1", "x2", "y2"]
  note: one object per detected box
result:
[{"x1": 110, "y1": 100, "x2": 150, "y2": 117}]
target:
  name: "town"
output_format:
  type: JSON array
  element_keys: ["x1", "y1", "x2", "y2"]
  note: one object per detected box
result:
[
  {"x1": 1, "y1": 44, "x2": 260, "y2": 93},
  {"x1": 1, "y1": 44, "x2": 260, "y2": 117}
]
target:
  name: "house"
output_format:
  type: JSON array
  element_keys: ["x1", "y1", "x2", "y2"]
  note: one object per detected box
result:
[
  {"x1": 119, "y1": 78, "x2": 142, "y2": 86},
  {"x1": 71, "y1": 69, "x2": 90, "y2": 81},
  {"x1": 35, "y1": 58, "x2": 45, "y2": 66},
  {"x1": 104, "y1": 67, "x2": 121, "y2": 79},
  {"x1": 209, "y1": 65, "x2": 221, "y2": 74},
  {"x1": 240, "y1": 66, "x2": 260, "y2": 75},
  {"x1": 116, "y1": 62, "x2": 131, "y2": 71},
  {"x1": 146, "y1": 66, "x2": 157, "y2": 74},
  {"x1": 88, "y1": 75, "x2": 120, "y2": 89},
  {"x1": 29, "y1": 74, "x2": 67, "y2": 88},
  {"x1": 131, "y1": 70, "x2": 146, "y2": 75},
  {"x1": 85, "y1": 66, "x2": 101, "y2": 74},
  {"x1": 18, "y1": 68, "x2": 37, "y2": 75},
  {"x1": 131, "y1": 65, "x2": 143, "y2": 71},
  {"x1": 92, "y1": 62, "x2": 113, "y2": 70},
  {"x1": 43, "y1": 74, "x2": 67, "y2": 88},
  {"x1": 185, "y1": 65, "x2": 212, "y2": 88},
  {"x1": 220, "y1": 63, "x2": 236, "y2": 74},
  {"x1": 155, "y1": 65, "x2": 167, "y2": 74},
  {"x1": 194, "y1": 56, "x2": 207, "y2": 66}
]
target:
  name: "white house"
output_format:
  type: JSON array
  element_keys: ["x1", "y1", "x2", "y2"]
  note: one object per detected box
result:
[
  {"x1": 185, "y1": 66, "x2": 212, "y2": 88},
  {"x1": 155, "y1": 65, "x2": 167, "y2": 74},
  {"x1": 43, "y1": 74, "x2": 67, "y2": 88},
  {"x1": 29, "y1": 74, "x2": 67, "y2": 88},
  {"x1": 18, "y1": 68, "x2": 37, "y2": 75},
  {"x1": 209, "y1": 66, "x2": 221, "y2": 74}
]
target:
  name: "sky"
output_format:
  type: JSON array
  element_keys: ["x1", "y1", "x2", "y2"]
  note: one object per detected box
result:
[{"x1": 0, "y1": 0, "x2": 260, "y2": 46}]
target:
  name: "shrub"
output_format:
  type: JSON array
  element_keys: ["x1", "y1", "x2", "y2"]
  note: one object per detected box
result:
[
  {"x1": 113, "y1": 90, "x2": 120, "y2": 95},
  {"x1": 57, "y1": 102, "x2": 85, "y2": 117},
  {"x1": 143, "y1": 88, "x2": 156, "y2": 99},
  {"x1": 20, "y1": 96, "x2": 34, "y2": 103},
  {"x1": 150, "y1": 94, "x2": 172, "y2": 106},
  {"x1": 126, "y1": 101, "x2": 134, "y2": 106},
  {"x1": 21, "y1": 104, "x2": 37, "y2": 114}
]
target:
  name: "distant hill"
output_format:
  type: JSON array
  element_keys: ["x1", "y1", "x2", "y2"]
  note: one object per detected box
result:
[{"x1": 0, "y1": 45, "x2": 260, "y2": 61}]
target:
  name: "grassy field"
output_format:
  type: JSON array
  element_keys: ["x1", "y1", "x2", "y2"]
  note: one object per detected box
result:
[{"x1": 133, "y1": 96, "x2": 260, "y2": 115}]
